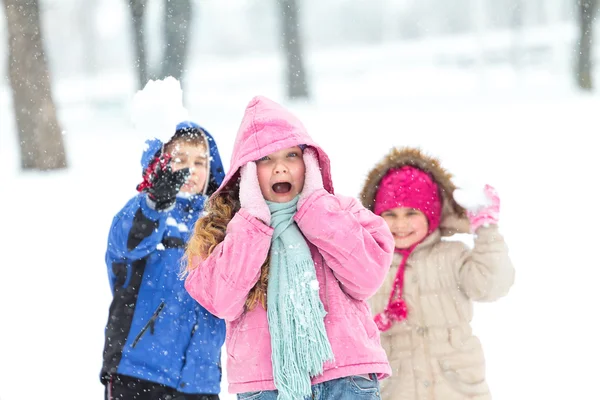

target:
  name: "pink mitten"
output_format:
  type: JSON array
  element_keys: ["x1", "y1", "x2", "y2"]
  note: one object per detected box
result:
[
  {"x1": 298, "y1": 147, "x2": 324, "y2": 209},
  {"x1": 454, "y1": 184, "x2": 500, "y2": 232},
  {"x1": 239, "y1": 162, "x2": 271, "y2": 225}
]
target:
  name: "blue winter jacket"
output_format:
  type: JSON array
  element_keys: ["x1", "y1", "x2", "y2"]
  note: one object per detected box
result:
[{"x1": 101, "y1": 124, "x2": 226, "y2": 394}]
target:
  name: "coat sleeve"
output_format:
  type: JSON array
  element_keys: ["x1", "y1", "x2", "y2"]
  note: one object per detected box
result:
[
  {"x1": 455, "y1": 225, "x2": 515, "y2": 302},
  {"x1": 106, "y1": 194, "x2": 171, "y2": 261},
  {"x1": 185, "y1": 208, "x2": 273, "y2": 321},
  {"x1": 294, "y1": 189, "x2": 395, "y2": 301},
  {"x1": 105, "y1": 194, "x2": 171, "y2": 292}
]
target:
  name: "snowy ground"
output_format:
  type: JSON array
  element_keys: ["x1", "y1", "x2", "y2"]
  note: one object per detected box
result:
[{"x1": 1, "y1": 42, "x2": 599, "y2": 400}]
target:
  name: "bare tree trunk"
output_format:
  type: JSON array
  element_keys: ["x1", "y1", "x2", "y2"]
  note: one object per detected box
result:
[
  {"x1": 3, "y1": 0, "x2": 67, "y2": 170},
  {"x1": 277, "y1": 0, "x2": 309, "y2": 99},
  {"x1": 161, "y1": 0, "x2": 192, "y2": 86},
  {"x1": 127, "y1": 0, "x2": 149, "y2": 89},
  {"x1": 78, "y1": 0, "x2": 100, "y2": 76},
  {"x1": 510, "y1": 0, "x2": 524, "y2": 70},
  {"x1": 576, "y1": 0, "x2": 597, "y2": 90}
]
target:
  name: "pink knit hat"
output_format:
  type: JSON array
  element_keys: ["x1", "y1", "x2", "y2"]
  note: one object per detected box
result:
[
  {"x1": 373, "y1": 166, "x2": 443, "y2": 331},
  {"x1": 374, "y1": 166, "x2": 442, "y2": 234}
]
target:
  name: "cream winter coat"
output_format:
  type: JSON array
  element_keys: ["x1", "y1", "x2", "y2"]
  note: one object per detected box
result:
[{"x1": 360, "y1": 148, "x2": 515, "y2": 400}]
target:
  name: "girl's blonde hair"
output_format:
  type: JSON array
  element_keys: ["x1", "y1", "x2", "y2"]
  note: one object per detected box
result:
[{"x1": 184, "y1": 179, "x2": 270, "y2": 311}]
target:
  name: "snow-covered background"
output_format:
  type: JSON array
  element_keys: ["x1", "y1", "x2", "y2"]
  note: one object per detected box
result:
[{"x1": 1, "y1": 0, "x2": 599, "y2": 399}]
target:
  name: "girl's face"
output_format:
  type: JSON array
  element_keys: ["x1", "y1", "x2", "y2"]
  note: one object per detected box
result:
[
  {"x1": 256, "y1": 146, "x2": 305, "y2": 203},
  {"x1": 169, "y1": 141, "x2": 209, "y2": 195},
  {"x1": 380, "y1": 207, "x2": 429, "y2": 249}
]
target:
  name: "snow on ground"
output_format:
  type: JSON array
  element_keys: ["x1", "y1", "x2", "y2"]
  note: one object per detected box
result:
[{"x1": 1, "y1": 43, "x2": 599, "y2": 400}]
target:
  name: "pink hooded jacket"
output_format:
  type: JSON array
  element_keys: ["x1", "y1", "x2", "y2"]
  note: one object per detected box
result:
[{"x1": 184, "y1": 96, "x2": 395, "y2": 394}]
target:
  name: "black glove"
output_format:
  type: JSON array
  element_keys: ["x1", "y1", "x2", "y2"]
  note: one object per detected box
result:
[{"x1": 146, "y1": 156, "x2": 190, "y2": 210}]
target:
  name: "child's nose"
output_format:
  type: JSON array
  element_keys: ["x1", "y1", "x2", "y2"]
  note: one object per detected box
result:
[
  {"x1": 274, "y1": 162, "x2": 288, "y2": 174},
  {"x1": 397, "y1": 218, "x2": 409, "y2": 228}
]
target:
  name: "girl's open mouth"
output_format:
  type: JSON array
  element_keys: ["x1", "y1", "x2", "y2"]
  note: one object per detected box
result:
[{"x1": 272, "y1": 182, "x2": 292, "y2": 194}]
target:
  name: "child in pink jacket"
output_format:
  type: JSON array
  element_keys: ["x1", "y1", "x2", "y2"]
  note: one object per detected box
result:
[{"x1": 184, "y1": 96, "x2": 395, "y2": 400}]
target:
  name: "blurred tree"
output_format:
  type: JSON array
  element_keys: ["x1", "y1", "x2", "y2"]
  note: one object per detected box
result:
[
  {"x1": 126, "y1": 0, "x2": 193, "y2": 89},
  {"x1": 78, "y1": 0, "x2": 100, "y2": 76},
  {"x1": 2, "y1": 0, "x2": 67, "y2": 170},
  {"x1": 576, "y1": 0, "x2": 598, "y2": 90},
  {"x1": 128, "y1": 0, "x2": 149, "y2": 88},
  {"x1": 277, "y1": 0, "x2": 309, "y2": 99},
  {"x1": 162, "y1": 0, "x2": 192, "y2": 82},
  {"x1": 509, "y1": 0, "x2": 524, "y2": 70}
]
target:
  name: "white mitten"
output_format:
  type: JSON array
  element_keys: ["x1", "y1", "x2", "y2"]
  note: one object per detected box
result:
[
  {"x1": 239, "y1": 162, "x2": 271, "y2": 225},
  {"x1": 298, "y1": 147, "x2": 324, "y2": 209}
]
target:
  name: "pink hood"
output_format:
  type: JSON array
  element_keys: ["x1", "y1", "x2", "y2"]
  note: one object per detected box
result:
[
  {"x1": 186, "y1": 96, "x2": 394, "y2": 393},
  {"x1": 212, "y1": 96, "x2": 334, "y2": 198}
]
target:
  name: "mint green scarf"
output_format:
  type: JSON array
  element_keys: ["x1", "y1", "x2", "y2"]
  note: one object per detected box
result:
[{"x1": 266, "y1": 196, "x2": 334, "y2": 400}]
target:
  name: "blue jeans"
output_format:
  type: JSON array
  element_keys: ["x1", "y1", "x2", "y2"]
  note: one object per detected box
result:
[{"x1": 237, "y1": 374, "x2": 381, "y2": 400}]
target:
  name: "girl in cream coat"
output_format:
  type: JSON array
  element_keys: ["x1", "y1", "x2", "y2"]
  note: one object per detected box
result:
[{"x1": 360, "y1": 147, "x2": 515, "y2": 400}]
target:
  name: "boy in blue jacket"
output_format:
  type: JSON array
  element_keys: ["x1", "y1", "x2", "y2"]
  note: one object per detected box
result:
[{"x1": 101, "y1": 122, "x2": 226, "y2": 400}]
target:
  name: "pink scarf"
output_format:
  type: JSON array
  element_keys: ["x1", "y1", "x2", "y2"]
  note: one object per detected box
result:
[{"x1": 374, "y1": 245, "x2": 415, "y2": 331}]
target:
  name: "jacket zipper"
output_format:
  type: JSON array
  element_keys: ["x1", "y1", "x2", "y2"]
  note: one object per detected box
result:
[{"x1": 131, "y1": 301, "x2": 165, "y2": 348}]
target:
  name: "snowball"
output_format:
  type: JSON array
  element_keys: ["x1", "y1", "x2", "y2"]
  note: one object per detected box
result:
[
  {"x1": 453, "y1": 185, "x2": 491, "y2": 211},
  {"x1": 131, "y1": 76, "x2": 189, "y2": 143}
]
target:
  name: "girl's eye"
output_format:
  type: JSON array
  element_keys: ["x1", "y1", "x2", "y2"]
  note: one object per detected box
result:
[
  {"x1": 195, "y1": 161, "x2": 206, "y2": 167},
  {"x1": 257, "y1": 156, "x2": 269, "y2": 162},
  {"x1": 288, "y1": 152, "x2": 299, "y2": 158}
]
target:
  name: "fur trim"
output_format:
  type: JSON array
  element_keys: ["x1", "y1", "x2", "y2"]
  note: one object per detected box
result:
[{"x1": 360, "y1": 147, "x2": 470, "y2": 236}]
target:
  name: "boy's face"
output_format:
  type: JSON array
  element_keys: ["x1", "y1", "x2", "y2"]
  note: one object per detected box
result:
[
  {"x1": 256, "y1": 146, "x2": 305, "y2": 203},
  {"x1": 169, "y1": 141, "x2": 209, "y2": 195},
  {"x1": 380, "y1": 207, "x2": 429, "y2": 249}
]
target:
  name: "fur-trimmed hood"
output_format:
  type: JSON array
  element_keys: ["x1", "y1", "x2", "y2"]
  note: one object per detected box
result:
[{"x1": 360, "y1": 147, "x2": 470, "y2": 236}]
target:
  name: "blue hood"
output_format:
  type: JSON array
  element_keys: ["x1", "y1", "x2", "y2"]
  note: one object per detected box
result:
[{"x1": 140, "y1": 122, "x2": 225, "y2": 196}]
